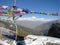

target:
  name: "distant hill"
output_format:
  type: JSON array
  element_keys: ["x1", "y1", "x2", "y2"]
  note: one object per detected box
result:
[
  {"x1": 15, "y1": 18, "x2": 60, "y2": 36},
  {"x1": 47, "y1": 23, "x2": 60, "y2": 38}
]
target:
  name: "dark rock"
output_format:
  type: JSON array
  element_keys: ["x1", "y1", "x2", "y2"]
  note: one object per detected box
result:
[{"x1": 47, "y1": 23, "x2": 60, "y2": 38}]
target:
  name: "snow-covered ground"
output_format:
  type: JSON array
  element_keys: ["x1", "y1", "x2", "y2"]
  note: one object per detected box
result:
[
  {"x1": 0, "y1": 39, "x2": 16, "y2": 45},
  {"x1": 18, "y1": 35, "x2": 60, "y2": 45}
]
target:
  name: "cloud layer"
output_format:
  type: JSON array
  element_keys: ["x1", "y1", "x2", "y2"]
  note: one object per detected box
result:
[{"x1": 17, "y1": 16, "x2": 52, "y2": 21}]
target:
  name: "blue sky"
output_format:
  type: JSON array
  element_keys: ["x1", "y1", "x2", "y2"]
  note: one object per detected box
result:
[{"x1": 0, "y1": 0, "x2": 60, "y2": 20}]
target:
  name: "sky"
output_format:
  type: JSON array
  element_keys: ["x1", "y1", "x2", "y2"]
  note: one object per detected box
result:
[{"x1": 0, "y1": 0, "x2": 60, "y2": 20}]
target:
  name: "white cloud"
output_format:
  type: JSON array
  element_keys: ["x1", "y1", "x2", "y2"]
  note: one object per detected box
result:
[
  {"x1": 16, "y1": 16, "x2": 52, "y2": 21},
  {"x1": 32, "y1": 16, "x2": 36, "y2": 19}
]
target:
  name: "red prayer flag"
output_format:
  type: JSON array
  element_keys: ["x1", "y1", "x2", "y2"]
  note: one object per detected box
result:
[
  {"x1": 0, "y1": 12, "x2": 4, "y2": 14},
  {"x1": 52, "y1": 13, "x2": 58, "y2": 16}
]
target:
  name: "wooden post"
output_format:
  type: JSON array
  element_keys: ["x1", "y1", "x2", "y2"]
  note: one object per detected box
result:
[
  {"x1": 13, "y1": 0, "x2": 18, "y2": 40},
  {"x1": 13, "y1": 19, "x2": 18, "y2": 40},
  {"x1": 0, "y1": 30, "x2": 2, "y2": 40},
  {"x1": 15, "y1": 23, "x2": 18, "y2": 40}
]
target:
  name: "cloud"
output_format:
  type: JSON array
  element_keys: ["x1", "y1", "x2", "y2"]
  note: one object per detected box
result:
[
  {"x1": 32, "y1": 16, "x2": 36, "y2": 19},
  {"x1": 17, "y1": 16, "x2": 52, "y2": 21}
]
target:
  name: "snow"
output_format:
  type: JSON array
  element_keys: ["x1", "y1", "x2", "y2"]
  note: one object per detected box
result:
[{"x1": 19, "y1": 35, "x2": 60, "y2": 45}]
